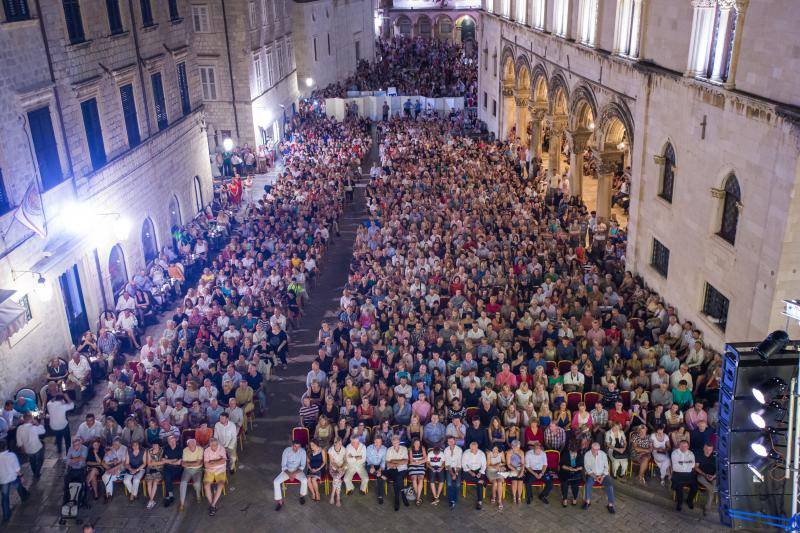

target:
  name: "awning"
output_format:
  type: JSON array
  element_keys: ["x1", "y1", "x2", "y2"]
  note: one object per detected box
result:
[{"x1": 0, "y1": 289, "x2": 28, "y2": 344}]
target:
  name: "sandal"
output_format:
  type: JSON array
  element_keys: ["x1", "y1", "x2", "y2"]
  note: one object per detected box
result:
[
  {"x1": 209, "y1": 506, "x2": 217, "y2": 516},
  {"x1": 498, "y1": 502, "x2": 504, "y2": 511}
]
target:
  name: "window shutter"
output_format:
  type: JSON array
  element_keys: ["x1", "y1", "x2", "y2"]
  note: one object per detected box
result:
[
  {"x1": 107, "y1": 0, "x2": 123, "y2": 34},
  {"x1": 177, "y1": 62, "x2": 191, "y2": 116},
  {"x1": 63, "y1": 0, "x2": 85, "y2": 44},
  {"x1": 3, "y1": 0, "x2": 30, "y2": 22},
  {"x1": 80, "y1": 99, "x2": 107, "y2": 169},
  {"x1": 27, "y1": 107, "x2": 64, "y2": 190},
  {"x1": 151, "y1": 72, "x2": 168, "y2": 130},
  {"x1": 120, "y1": 84, "x2": 140, "y2": 147}
]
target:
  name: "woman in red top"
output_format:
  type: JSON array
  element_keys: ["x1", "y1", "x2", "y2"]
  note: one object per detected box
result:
[{"x1": 523, "y1": 419, "x2": 545, "y2": 449}]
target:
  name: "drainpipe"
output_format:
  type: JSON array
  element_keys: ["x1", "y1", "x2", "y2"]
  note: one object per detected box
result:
[
  {"x1": 33, "y1": 0, "x2": 76, "y2": 193},
  {"x1": 127, "y1": 0, "x2": 153, "y2": 136},
  {"x1": 221, "y1": 0, "x2": 241, "y2": 141}
]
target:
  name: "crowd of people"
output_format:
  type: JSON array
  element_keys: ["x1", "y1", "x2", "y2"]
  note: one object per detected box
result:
[
  {"x1": 275, "y1": 114, "x2": 720, "y2": 518},
  {"x1": 312, "y1": 37, "x2": 478, "y2": 106},
  {"x1": 0, "y1": 111, "x2": 373, "y2": 523}
]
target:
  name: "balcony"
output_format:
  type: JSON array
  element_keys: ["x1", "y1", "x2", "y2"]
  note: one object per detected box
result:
[{"x1": 390, "y1": 0, "x2": 481, "y2": 10}]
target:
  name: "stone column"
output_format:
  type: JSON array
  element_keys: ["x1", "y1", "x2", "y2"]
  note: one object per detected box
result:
[
  {"x1": 501, "y1": 85, "x2": 515, "y2": 140},
  {"x1": 515, "y1": 95, "x2": 529, "y2": 147},
  {"x1": 567, "y1": 130, "x2": 591, "y2": 199},
  {"x1": 597, "y1": 151, "x2": 622, "y2": 220},
  {"x1": 548, "y1": 118, "x2": 566, "y2": 189},
  {"x1": 528, "y1": 107, "x2": 546, "y2": 158}
]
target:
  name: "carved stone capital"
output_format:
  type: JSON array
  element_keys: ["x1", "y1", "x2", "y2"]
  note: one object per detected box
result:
[
  {"x1": 501, "y1": 86, "x2": 514, "y2": 97},
  {"x1": 710, "y1": 187, "x2": 725, "y2": 199},
  {"x1": 653, "y1": 154, "x2": 666, "y2": 165},
  {"x1": 514, "y1": 96, "x2": 528, "y2": 107},
  {"x1": 691, "y1": 0, "x2": 716, "y2": 7}
]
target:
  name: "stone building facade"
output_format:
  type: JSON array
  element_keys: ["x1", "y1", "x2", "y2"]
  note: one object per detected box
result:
[
  {"x1": 193, "y1": 0, "x2": 300, "y2": 151},
  {"x1": 291, "y1": 0, "x2": 376, "y2": 95},
  {"x1": 477, "y1": 0, "x2": 800, "y2": 348},
  {"x1": 382, "y1": 0, "x2": 480, "y2": 45},
  {"x1": 0, "y1": 0, "x2": 213, "y2": 399}
]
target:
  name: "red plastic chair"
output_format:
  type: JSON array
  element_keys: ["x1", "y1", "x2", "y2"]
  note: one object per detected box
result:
[
  {"x1": 546, "y1": 361, "x2": 556, "y2": 376},
  {"x1": 583, "y1": 392, "x2": 601, "y2": 411},
  {"x1": 558, "y1": 360, "x2": 573, "y2": 375},
  {"x1": 545, "y1": 450, "x2": 561, "y2": 486},
  {"x1": 292, "y1": 426, "x2": 310, "y2": 447},
  {"x1": 566, "y1": 392, "x2": 582, "y2": 412},
  {"x1": 620, "y1": 391, "x2": 631, "y2": 410}
]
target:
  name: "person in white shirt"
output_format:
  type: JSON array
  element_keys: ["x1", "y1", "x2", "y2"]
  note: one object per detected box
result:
[
  {"x1": 384, "y1": 435, "x2": 409, "y2": 510},
  {"x1": 15, "y1": 413, "x2": 45, "y2": 478},
  {"x1": 67, "y1": 352, "x2": 92, "y2": 403},
  {"x1": 213, "y1": 413, "x2": 239, "y2": 472},
  {"x1": 524, "y1": 441, "x2": 552, "y2": 504},
  {"x1": 670, "y1": 365, "x2": 694, "y2": 391},
  {"x1": 460, "y1": 441, "x2": 487, "y2": 509},
  {"x1": 75, "y1": 413, "x2": 104, "y2": 444},
  {"x1": 0, "y1": 441, "x2": 29, "y2": 522},
  {"x1": 46, "y1": 394, "x2": 75, "y2": 455},
  {"x1": 442, "y1": 436, "x2": 462, "y2": 509},
  {"x1": 343, "y1": 435, "x2": 369, "y2": 494},
  {"x1": 582, "y1": 441, "x2": 615, "y2": 513},
  {"x1": 564, "y1": 365, "x2": 585, "y2": 392},
  {"x1": 139, "y1": 337, "x2": 158, "y2": 362},
  {"x1": 670, "y1": 440, "x2": 698, "y2": 511},
  {"x1": 115, "y1": 309, "x2": 140, "y2": 349}
]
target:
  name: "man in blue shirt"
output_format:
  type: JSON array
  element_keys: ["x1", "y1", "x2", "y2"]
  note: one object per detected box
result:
[
  {"x1": 274, "y1": 440, "x2": 307, "y2": 511},
  {"x1": 423, "y1": 413, "x2": 446, "y2": 449},
  {"x1": 393, "y1": 396, "x2": 412, "y2": 426},
  {"x1": 366, "y1": 436, "x2": 388, "y2": 504}
]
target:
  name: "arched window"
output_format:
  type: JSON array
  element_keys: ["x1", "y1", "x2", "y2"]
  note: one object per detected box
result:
[
  {"x1": 141, "y1": 217, "x2": 158, "y2": 264},
  {"x1": 169, "y1": 194, "x2": 182, "y2": 229},
  {"x1": 576, "y1": 0, "x2": 598, "y2": 46},
  {"x1": 193, "y1": 175, "x2": 204, "y2": 212},
  {"x1": 614, "y1": 0, "x2": 643, "y2": 58},
  {"x1": 718, "y1": 175, "x2": 741, "y2": 245},
  {"x1": 418, "y1": 17, "x2": 431, "y2": 38},
  {"x1": 687, "y1": 0, "x2": 742, "y2": 83},
  {"x1": 516, "y1": 0, "x2": 526, "y2": 25},
  {"x1": 531, "y1": 0, "x2": 545, "y2": 29},
  {"x1": 659, "y1": 143, "x2": 676, "y2": 202},
  {"x1": 552, "y1": 0, "x2": 569, "y2": 37},
  {"x1": 108, "y1": 244, "x2": 128, "y2": 296}
]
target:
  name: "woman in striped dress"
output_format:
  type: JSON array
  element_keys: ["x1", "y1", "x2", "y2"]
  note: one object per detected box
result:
[{"x1": 407, "y1": 439, "x2": 427, "y2": 505}]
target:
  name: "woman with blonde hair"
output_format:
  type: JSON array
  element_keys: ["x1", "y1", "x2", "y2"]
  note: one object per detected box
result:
[{"x1": 327, "y1": 438, "x2": 346, "y2": 506}]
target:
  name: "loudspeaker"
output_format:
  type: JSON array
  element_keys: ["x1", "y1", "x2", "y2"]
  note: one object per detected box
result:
[{"x1": 718, "y1": 342, "x2": 798, "y2": 529}]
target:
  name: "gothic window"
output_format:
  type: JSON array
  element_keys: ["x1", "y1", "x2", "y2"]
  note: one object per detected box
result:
[
  {"x1": 516, "y1": 0, "x2": 526, "y2": 24},
  {"x1": 717, "y1": 174, "x2": 740, "y2": 245},
  {"x1": 531, "y1": 0, "x2": 545, "y2": 29},
  {"x1": 552, "y1": 0, "x2": 569, "y2": 37}
]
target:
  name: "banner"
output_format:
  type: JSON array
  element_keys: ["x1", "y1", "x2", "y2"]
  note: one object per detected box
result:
[{"x1": 14, "y1": 182, "x2": 46, "y2": 238}]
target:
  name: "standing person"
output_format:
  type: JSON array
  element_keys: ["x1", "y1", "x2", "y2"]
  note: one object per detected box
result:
[
  {"x1": 582, "y1": 441, "x2": 616, "y2": 514},
  {"x1": 179, "y1": 439, "x2": 204, "y2": 511},
  {"x1": 343, "y1": 435, "x2": 368, "y2": 495},
  {"x1": 15, "y1": 413, "x2": 45, "y2": 479},
  {"x1": 162, "y1": 435, "x2": 183, "y2": 507},
  {"x1": 47, "y1": 394, "x2": 75, "y2": 456},
  {"x1": 327, "y1": 438, "x2": 346, "y2": 507},
  {"x1": 273, "y1": 440, "x2": 308, "y2": 511},
  {"x1": 0, "y1": 441, "x2": 28, "y2": 523},
  {"x1": 694, "y1": 443, "x2": 717, "y2": 516},
  {"x1": 443, "y1": 435, "x2": 462, "y2": 510},
  {"x1": 202, "y1": 438, "x2": 227, "y2": 516},
  {"x1": 384, "y1": 435, "x2": 409, "y2": 511},
  {"x1": 365, "y1": 436, "x2": 387, "y2": 504},
  {"x1": 671, "y1": 440, "x2": 698, "y2": 512},
  {"x1": 461, "y1": 440, "x2": 487, "y2": 510}
]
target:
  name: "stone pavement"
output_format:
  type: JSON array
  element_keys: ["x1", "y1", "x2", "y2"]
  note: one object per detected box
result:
[{"x1": 3, "y1": 132, "x2": 732, "y2": 533}]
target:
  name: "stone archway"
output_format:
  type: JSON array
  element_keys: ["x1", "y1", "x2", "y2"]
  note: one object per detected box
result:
[
  {"x1": 596, "y1": 100, "x2": 634, "y2": 223},
  {"x1": 566, "y1": 84, "x2": 599, "y2": 199},
  {"x1": 454, "y1": 15, "x2": 477, "y2": 45},
  {"x1": 417, "y1": 14, "x2": 432, "y2": 39},
  {"x1": 394, "y1": 15, "x2": 413, "y2": 37},
  {"x1": 433, "y1": 14, "x2": 454, "y2": 42},
  {"x1": 500, "y1": 50, "x2": 517, "y2": 141},
  {"x1": 527, "y1": 66, "x2": 549, "y2": 160},
  {"x1": 545, "y1": 72, "x2": 570, "y2": 187}
]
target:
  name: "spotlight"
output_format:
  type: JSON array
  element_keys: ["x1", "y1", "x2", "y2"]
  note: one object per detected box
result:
[
  {"x1": 747, "y1": 455, "x2": 775, "y2": 483},
  {"x1": 223, "y1": 138, "x2": 234, "y2": 152},
  {"x1": 754, "y1": 330, "x2": 789, "y2": 360},
  {"x1": 752, "y1": 377, "x2": 788, "y2": 405},
  {"x1": 750, "y1": 401, "x2": 787, "y2": 430},
  {"x1": 750, "y1": 433, "x2": 780, "y2": 459},
  {"x1": 305, "y1": 77, "x2": 314, "y2": 88}
]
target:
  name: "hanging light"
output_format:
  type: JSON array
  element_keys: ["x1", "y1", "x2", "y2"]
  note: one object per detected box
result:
[
  {"x1": 752, "y1": 377, "x2": 789, "y2": 405},
  {"x1": 35, "y1": 274, "x2": 53, "y2": 302},
  {"x1": 754, "y1": 330, "x2": 789, "y2": 361}
]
